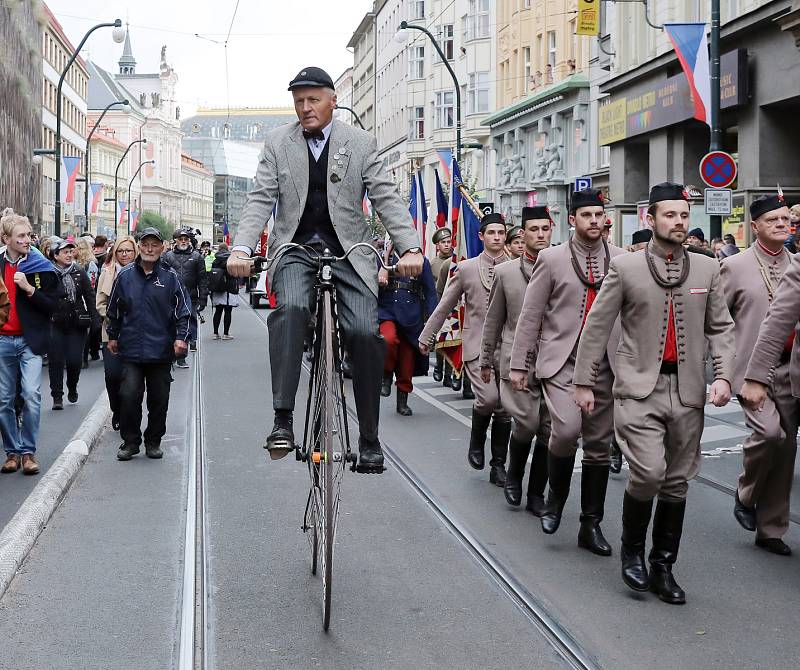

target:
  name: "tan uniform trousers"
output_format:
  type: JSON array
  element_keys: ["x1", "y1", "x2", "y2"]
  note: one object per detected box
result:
[
  {"x1": 739, "y1": 362, "x2": 799, "y2": 540},
  {"x1": 615, "y1": 372, "x2": 704, "y2": 502},
  {"x1": 500, "y1": 378, "x2": 551, "y2": 444},
  {"x1": 541, "y1": 353, "x2": 613, "y2": 465},
  {"x1": 464, "y1": 360, "x2": 506, "y2": 417}
]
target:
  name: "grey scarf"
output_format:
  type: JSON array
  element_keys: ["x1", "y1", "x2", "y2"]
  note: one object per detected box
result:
[{"x1": 55, "y1": 262, "x2": 78, "y2": 304}]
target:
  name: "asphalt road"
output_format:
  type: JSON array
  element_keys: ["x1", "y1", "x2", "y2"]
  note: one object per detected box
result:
[{"x1": 0, "y1": 299, "x2": 797, "y2": 669}]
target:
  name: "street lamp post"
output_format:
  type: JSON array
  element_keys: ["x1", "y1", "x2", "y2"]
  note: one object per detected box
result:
[
  {"x1": 334, "y1": 105, "x2": 365, "y2": 130},
  {"x1": 54, "y1": 19, "x2": 125, "y2": 237},
  {"x1": 709, "y1": 0, "x2": 722, "y2": 239},
  {"x1": 105, "y1": 138, "x2": 147, "y2": 237},
  {"x1": 396, "y1": 20, "x2": 462, "y2": 164},
  {"x1": 84, "y1": 99, "x2": 128, "y2": 230},
  {"x1": 127, "y1": 160, "x2": 155, "y2": 234}
]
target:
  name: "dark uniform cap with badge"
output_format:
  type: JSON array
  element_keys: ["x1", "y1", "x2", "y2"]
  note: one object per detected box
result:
[
  {"x1": 750, "y1": 193, "x2": 787, "y2": 221},
  {"x1": 479, "y1": 212, "x2": 505, "y2": 232},
  {"x1": 570, "y1": 188, "x2": 605, "y2": 214},
  {"x1": 649, "y1": 182, "x2": 690, "y2": 205},
  {"x1": 522, "y1": 205, "x2": 552, "y2": 222},
  {"x1": 287, "y1": 67, "x2": 335, "y2": 91},
  {"x1": 505, "y1": 226, "x2": 523, "y2": 244},
  {"x1": 631, "y1": 229, "x2": 653, "y2": 245},
  {"x1": 138, "y1": 227, "x2": 163, "y2": 242},
  {"x1": 432, "y1": 227, "x2": 452, "y2": 244}
]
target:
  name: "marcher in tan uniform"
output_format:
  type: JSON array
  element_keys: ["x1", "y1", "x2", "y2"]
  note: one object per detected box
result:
[
  {"x1": 734, "y1": 195, "x2": 798, "y2": 556},
  {"x1": 505, "y1": 226, "x2": 524, "y2": 259},
  {"x1": 574, "y1": 182, "x2": 735, "y2": 605},
  {"x1": 429, "y1": 227, "x2": 456, "y2": 389},
  {"x1": 480, "y1": 207, "x2": 552, "y2": 516},
  {"x1": 420, "y1": 213, "x2": 510, "y2": 484},
  {"x1": 510, "y1": 189, "x2": 624, "y2": 555}
]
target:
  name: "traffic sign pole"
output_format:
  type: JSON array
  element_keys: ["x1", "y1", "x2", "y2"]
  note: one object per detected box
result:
[{"x1": 699, "y1": 150, "x2": 736, "y2": 240}]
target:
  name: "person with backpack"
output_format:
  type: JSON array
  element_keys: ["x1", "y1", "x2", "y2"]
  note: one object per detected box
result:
[
  {"x1": 209, "y1": 243, "x2": 239, "y2": 340},
  {"x1": 47, "y1": 237, "x2": 100, "y2": 410}
]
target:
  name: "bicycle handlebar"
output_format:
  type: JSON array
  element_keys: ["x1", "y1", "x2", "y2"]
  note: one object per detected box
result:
[{"x1": 250, "y1": 242, "x2": 398, "y2": 274}]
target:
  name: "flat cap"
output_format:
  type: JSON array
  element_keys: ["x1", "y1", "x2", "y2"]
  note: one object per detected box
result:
[
  {"x1": 480, "y1": 212, "x2": 505, "y2": 232},
  {"x1": 505, "y1": 226, "x2": 523, "y2": 244},
  {"x1": 522, "y1": 205, "x2": 551, "y2": 221},
  {"x1": 570, "y1": 188, "x2": 605, "y2": 213},
  {"x1": 649, "y1": 182, "x2": 690, "y2": 205},
  {"x1": 432, "y1": 227, "x2": 452, "y2": 244},
  {"x1": 288, "y1": 67, "x2": 335, "y2": 91},
  {"x1": 50, "y1": 236, "x2": 75, "y2": 253},
  {"x1": 750, "y1": 193, "x2": 787, "y2": 221},
  {"x1": 138, "y1": 227, "x2": 163, "y2": 242},
  {"x1": 631, "y1": 229, "x2": 652, "y2": 245}
]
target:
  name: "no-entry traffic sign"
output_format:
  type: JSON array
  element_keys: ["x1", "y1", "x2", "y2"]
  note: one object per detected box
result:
[{"x1": 700, "y1": 151, "x2": 737, "y2": 189}]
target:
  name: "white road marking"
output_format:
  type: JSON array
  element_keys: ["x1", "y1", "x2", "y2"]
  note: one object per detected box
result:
[
  {"x1": 448, "y1": 399, "x2": 477, "y2": 410},
  {"x1": 701, "y1": 424, "x2": 749, "y2": 443},
  {"x1": 426, "y1": 387, "x2": 461, "y2": 397}
]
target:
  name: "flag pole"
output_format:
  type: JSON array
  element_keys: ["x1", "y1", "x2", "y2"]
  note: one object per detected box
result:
[{"x1": 456, "y1": 183, "x2": 483, "y2": 219}]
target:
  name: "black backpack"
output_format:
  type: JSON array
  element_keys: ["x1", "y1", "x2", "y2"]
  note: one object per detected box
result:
[{"x1": 209, "y1": 267, "x2": 227, "y2": 293}]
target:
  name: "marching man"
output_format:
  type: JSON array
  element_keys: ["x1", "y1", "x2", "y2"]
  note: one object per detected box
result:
[
  {"x1": 735, "y1": 193, "x2": 798, "y2": 556},
  {"x1": 420, "y1": 213, "x2": 511, "y2": 485},
  {"x1": 480, "y1": 207, "x2": 552, "y2": 515},
  {"x1": 510, "y1": 189, "x2": 624, "y2": 555},
  {"x1": 573, "y1": 183, "x2": 735, "y2": 604}
]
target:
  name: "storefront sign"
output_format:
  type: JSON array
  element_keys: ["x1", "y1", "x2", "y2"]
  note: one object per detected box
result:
[
  {"x1": 576, "y1": 0, "x2": 599, "y2": 35},
  {"x1": 722, "y1": 194, "x2": 747, "y2": 247},
  {"x1": 599, "y1": 50, "x2": 747, "y2": 145}
]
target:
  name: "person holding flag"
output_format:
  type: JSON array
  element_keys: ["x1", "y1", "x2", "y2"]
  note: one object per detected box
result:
[{"x1": 419, "y1": 212, "x2": 511, "y2": 486}]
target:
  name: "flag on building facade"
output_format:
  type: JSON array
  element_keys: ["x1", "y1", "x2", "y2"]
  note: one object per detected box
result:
[
  {"x1": 117, "y1": 200, "x2": 126, "y2": 230},
  {"x1": 89, "y1": 182, "x2": 103, "y2": 214},
  {"x1": 408, "y1": 171, "x2": 428, "y2": 252},
  {"x1": 60, "y1": 156, "x2": 81, "y2": 204},
  {"x1": 664, "y1": 23, "x2": 711, "y2": 125},
  {"x1": 436, "y1": 149, "x2": 453, "y2": 182}
]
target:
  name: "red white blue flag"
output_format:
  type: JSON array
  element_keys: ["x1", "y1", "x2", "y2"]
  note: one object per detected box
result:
[
  {"x1": 664, "y1": 23, "x2": 711, "y2": 125},
  {"x1": 60, "y1": 156, "x2": 81, "y2": 204},
  {"x1": 436, "y1": 149, "x2": 453, "y2": 182},
  {"x1": 89, "y1": 182, "x2": 103, "y2": 214},
  {"x1": 432, "y1": 169, "x2": 448, "y2": 229},
  {"x1": 223, "y1": 220, "x2": 231, "y2": 246},
  {"x1": 117, "y1": 200, "x2": 127, "y2": 230},
  {"x1": 408, "y1": 171, "x2": 427, "y2": 252},
  {"x1": 448, "y1": 156, "x2": 462, "y2": 229}
]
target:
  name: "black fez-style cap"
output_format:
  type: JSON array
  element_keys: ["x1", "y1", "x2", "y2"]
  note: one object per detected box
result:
[
  {"x1": 138, "y1": 227, "x2": 163, "y2": 242},
  {"x1": 432, "y1": 227, "x2": 452, "y2": 244},
  {"x1": 631, "y1": 229, "x2": 653, "y2": 245},
  {"x1": 506, "y1": 226, "x2": 523, "y2": 244},
  {"x1": 649, "y1": 182, "x2": 690, "y2": 205},
  {"x1": 480, "y1": 212, "x2": 505, "y2": 232},
  {"x1": 570, "y1": 188, "x2": 605, "y2": 214},
  {"x1": 288, "y1": 67, "x2": 335, "y2": 91},
  {"x1": 750, "y1": 193, "x2": 787, "y2": 221},
  {"x1": 522, "y1": 205, "x2": 552, "y2": 221}
]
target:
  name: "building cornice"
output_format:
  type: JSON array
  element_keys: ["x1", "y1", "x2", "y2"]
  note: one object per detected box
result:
[{"x1": 481, "y1": 74, "x2": 589, "y2": 128}]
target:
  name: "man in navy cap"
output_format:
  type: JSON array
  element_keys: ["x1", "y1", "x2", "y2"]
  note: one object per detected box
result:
[
  {"x1": 227, "y1": 66, "x2": 422, "y2": 473},
  {"x1": 734, "y1": 193, "x2": 796, "y2": 555},
  {"x1": 573, "y1": 182, "x2": 734, "y2": 604}
]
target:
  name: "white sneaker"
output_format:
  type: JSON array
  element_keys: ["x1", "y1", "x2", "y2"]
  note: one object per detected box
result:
[{"x1": 212, "y1": 334, "x2": 221, "y2": 340}]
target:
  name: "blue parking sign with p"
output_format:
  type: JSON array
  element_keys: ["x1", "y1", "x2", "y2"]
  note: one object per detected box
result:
[{"x1": 575, "y1": 177, "x2": 592, "y2": 191}]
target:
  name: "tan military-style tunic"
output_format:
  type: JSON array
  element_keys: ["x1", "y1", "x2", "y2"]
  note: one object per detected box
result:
[
  {"x1": 574, "y1": 242, "x2": 735, "y2": 501},
  {"x1": 419, "y1": 252, "x2": 507, "y2": 416},
  {"x1": 510, "y1": 237, "x2": 625, "y2": 465},
  {"x1": 728, "y1": 244, "x2": 798, "y2": 540},
  {"x1": 430, "y1": 253, "x2": 451, "y2": 299},
  {"x1": 480, "y1": 254, "x2": 550, "y2": 442}
]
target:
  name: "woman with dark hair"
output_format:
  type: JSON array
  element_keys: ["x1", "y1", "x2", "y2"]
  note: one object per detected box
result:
[{"x1": 210, "y1": 243, "x2": 240, "y2": 340}]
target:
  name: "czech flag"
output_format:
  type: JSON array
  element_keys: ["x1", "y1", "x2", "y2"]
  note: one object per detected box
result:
[
  {"x1": 408, "y1": 172, "x2": 427, "y2": 252},
  {"x1": 664, "y1": 23, "x2": 711, "y2": 125},
  {"x1": 448, "y1": 156, "x2": 462, "y2": 229},
  {"x1": 117, "y1": 200, "x2": 127, "y2": 230},
  {"x1": 223, "y1": 220, "x2": 231, "y2": 246},
  {"x1": 362, "y1": 191, "x2": 372, "y2": 218},
  {"x1": 131, "y1": 210, "x2": 141, "y2": 231},
  {"x1": 89, "y1": 182, "x2": 103, "y2": 214},
  {"x1": 436, "y1": 149, "x2": 453, "y2": 182},
  {"x1": 433, "y1": 170, "x2": 448, "y2": 229},
  {"x1": 60, "y1": 156, "x2": 81, "y2": 204}
]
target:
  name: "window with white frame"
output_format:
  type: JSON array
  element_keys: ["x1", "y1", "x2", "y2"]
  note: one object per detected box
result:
[
  {"x1": 412, "y1": 0, "x2": 425, "y2": 20},
  {"x1": 440, "y1": 24, "x2": 454, "y2": 61},
  {"x1": 523, "y1": 47, "x2": 531, "y2": 93},
  {"x1": 548, "y1": 31, "x2": 557, "y2": 70},
  {"x1": 467, "y1": 72, "x2": 489, "y2": 114},
  {"x1": 409, "y1": 106, "x2": 424, "y2": 140},
  {"x1": 408, "y1": 45, "x2": 425, "y2": 79},
  {"x1": 465, "y1": 0, "x2": 490, "y2": 41},
  {"x1": 434, "y1": 91, "x2": 454, "y2": 128}
]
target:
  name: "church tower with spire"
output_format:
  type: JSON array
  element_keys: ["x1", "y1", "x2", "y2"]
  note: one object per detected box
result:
[{"x1": 118, "y1": 25, "x2": 136, "y2": 75}]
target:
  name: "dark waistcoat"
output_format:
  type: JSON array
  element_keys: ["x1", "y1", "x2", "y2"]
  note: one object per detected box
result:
[{"x1": 292, "y1": 141, "x2": 343, "y2": 254}]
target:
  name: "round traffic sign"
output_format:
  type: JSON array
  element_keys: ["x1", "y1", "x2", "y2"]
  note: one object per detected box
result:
[{"x1": 699, "y1": 151, "x2": 737, "y2": 189}]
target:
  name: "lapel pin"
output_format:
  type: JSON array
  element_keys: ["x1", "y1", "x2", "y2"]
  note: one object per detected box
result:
[{"x1": 330, "y1": 173, "x2": 341, "y2": 183}]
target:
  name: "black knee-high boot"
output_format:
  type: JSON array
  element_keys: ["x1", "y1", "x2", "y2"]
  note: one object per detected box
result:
[
  {"x1": 540, "y1": 451, "x2": 576, "y2": 534},
  {"x1": 577, "y1": 464, "x2": 612, "y2": 556},
  {"x1": 526, "y1": 438, "x2": 549, "y2": 516},
  {"x1": 468, "y1": 410, "x2": 492, "y2": 470},
  {"x1": 648, "y1": 498, "x2": 687, "y2": 604},
  {"x1": 620, "y1": 492, "x2": 654, "y2": 592}
]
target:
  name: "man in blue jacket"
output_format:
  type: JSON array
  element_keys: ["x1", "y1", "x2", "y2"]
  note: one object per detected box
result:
[{"x1": 106, "y1": 228, "x2": 191, "y2": 461}]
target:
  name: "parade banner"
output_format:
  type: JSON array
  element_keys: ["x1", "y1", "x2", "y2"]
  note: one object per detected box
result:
[{"x1": 576, "y1": 0, "x2": 599, "y2": 36}]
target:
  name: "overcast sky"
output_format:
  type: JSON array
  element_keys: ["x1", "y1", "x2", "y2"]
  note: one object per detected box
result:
[{"x1": 46, "y1": 0, "x2": 368, "y2": 115}]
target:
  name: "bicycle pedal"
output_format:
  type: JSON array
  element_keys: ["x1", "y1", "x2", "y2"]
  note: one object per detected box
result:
[{"x1": 354, "y1": 462, "x2": 386, "y2": 474}]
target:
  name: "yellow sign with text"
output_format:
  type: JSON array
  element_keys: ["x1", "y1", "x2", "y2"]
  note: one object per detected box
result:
[
  {"x1": 598, "y1": 98, "x2": 627, "y2": 145},
  {"x1": 576, "y1": 0, "x2": 600, "y2": 35}
]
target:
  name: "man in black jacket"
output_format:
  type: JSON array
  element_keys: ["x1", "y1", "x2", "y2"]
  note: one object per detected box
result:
[
  {"x1": 0, "y1": 211, "x2": 63, "y2": 475},
  {"x1": 163, "y1": 227, "x2": 208, "y2": 367},
  {"x1": 107, "y1": 228, "x2": 191, "y2": 461}
]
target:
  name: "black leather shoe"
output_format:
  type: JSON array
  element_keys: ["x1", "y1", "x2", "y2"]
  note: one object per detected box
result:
[
  {"x1": 145, "y1": 443, "x2": 163, "y2": 459},
  {"x1": 396, "y1": 391, "x2": 412, "y2": 416},
  {"x1": 577, "y1": 464, "x2": 612, "y2": 556},
  {"x1": 52, "y1": 396, "x2": 63, "y2": 411},
  {"x1": 609, "y1": 438, "x2": 623, "y2": 474},
  {"x1": 450, "y1": 375, "x2": 461, "y2": 391},
  {"x1": 648, "y1": 499, "x2": 687, "y2": 604},
  {"x1": 621, "y1": 492, "x2": 653, "y2": 592},
  {"x1": 540, "y1": 452, "x2": 576, "y2": 535},
  {"x1": 175, "y1": 358, "x2": 189, "y2": 369},
  {"x1": 504, "y1": 435, "x2": 531, "y2": 507},
  {"x1": 380, "y1": 372, "x2": 392, "y2": 397},
  {"x1": 433, "y1": 369, "x2": 443, "y2": 382},
  {"x1": 468, "y1": 410, "x2": 491, "y2": 470},
  {"x1": 755, "y1": 537, "x2": 792, "y2": 556},
  {"x1": 489, "y1": 465, "x2": 506, "y2": 487},
  {"x1": 526, "y1": 494, "x2": 547, "y2": 517},
  {"x1": 734, "y1": 491, "x2": 756, "y2": 531},
  {"x1": 356, "y1": 438, "x2": 385, "y2": 473},
  {"x1": 117, "y1": 443, "x2": 140, "y2": 461},
  {"x1": 265, "y1": 410, "x2": 295, "y2": 460},
  {"x1": 68, "y1": 390, "x2": 78, "y2": 404}
]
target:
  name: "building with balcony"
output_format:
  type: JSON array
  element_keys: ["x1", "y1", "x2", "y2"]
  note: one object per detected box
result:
[
  {"x1": 85, "y1": 124, "x2": 127, "y2": 238},
  {"x1": 348, "y1": 12, "x2": 377, "y2": 134}
]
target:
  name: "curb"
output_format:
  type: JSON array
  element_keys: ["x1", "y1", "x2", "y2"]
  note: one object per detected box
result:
[{"x1": 0, "y1": 391, "x2": 111, "y2": 600}]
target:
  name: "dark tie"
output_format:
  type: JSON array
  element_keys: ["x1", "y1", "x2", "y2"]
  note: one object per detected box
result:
[{"x1": 302, "y1": 129, "x2": 324, "y2": 142}]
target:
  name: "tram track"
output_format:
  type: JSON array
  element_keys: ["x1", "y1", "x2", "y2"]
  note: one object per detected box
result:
[{"x1": 247, "y1": 303, "x2": 599, "y2": 670}]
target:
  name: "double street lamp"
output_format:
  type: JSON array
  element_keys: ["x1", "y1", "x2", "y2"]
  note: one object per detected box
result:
[
  {"x1": 85, "y1": 99, "x2": 129, "y2": 229},
  {"x1": 53, "y1": 19, "x2": 125, "y2": 237},
  {"x1": 127, "y1": 160, "x2": 155, "y2": 235},
  {"x1": 105, "y1": 138, "x2": 147, "y2": 236}
]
